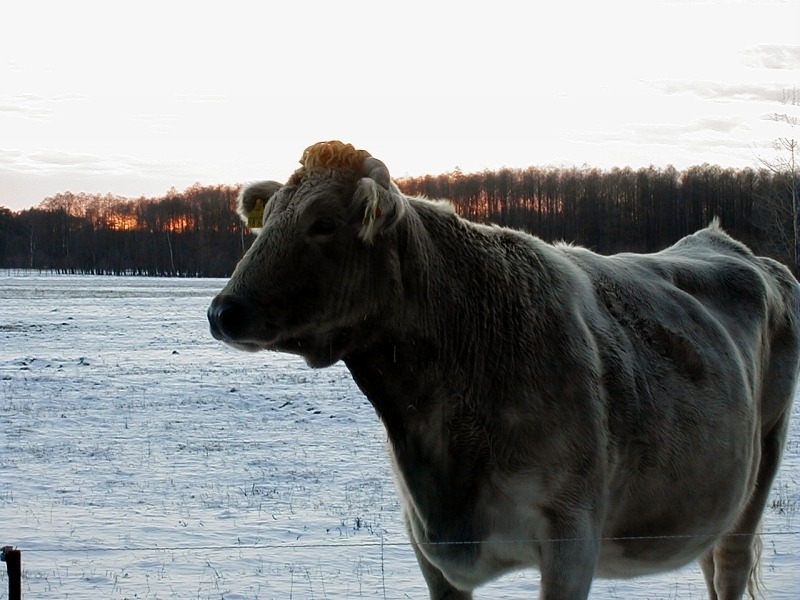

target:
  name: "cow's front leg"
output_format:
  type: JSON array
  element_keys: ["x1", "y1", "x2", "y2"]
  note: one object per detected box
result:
[
  {"x1": 403, "y1": 512, "x2": 473, "y2": 600},
  {"x1": 409, "y1": 540, "x2": 474, "y2": 600},
  {"x1": 537, "y1": 515, "x2": 599, "y2": 600}
]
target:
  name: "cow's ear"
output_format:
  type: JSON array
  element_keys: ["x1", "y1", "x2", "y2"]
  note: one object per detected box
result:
[
  {"x1": 355, "y1": 178, "x2": 407, "y2": 243},
  {"x1": 237, "y1": 181, "x2": 283, "y2": 232}
]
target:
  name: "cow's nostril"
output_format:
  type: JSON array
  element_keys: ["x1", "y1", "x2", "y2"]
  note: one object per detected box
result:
[{"x1": 208, "y1": 296, "x2": 248, "y2": 340}]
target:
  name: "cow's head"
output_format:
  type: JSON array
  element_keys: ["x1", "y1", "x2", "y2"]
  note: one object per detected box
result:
[{"x1": 208, "y1": 141, "x2": 409, "y2": 368}]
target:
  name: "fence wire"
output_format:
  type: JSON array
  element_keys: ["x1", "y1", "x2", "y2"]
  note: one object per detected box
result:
[{"x1": 7, "y1": 528, "x2": 800, "y2": 554}]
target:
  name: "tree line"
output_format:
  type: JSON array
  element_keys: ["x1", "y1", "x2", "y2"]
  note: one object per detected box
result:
[
  {"x1": 0, "y1": 164, "x2": 796, "y2": 277},
  {"x1": 399, "y1": 164, "x2": 796, "y2": 269},
  {"x1": 0, "y1": 184, "x2": 246, "y2": 277}
]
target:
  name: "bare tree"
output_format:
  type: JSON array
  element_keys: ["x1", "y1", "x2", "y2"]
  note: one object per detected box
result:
[{"x1": 757, "y1": 86, "x2": 799, "y2": 273}]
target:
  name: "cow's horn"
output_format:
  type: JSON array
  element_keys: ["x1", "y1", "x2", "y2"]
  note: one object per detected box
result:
[{"x1": 362, "y1": 156, "x2": 391, "y2": 189}]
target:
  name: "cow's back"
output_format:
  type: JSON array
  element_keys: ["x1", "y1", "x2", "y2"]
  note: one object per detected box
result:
[{"x1": 562, "y1": 224, "x2": 799, "y2": 423}]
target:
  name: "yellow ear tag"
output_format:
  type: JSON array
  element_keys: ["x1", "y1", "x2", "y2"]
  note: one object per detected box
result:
[{"x1": 247, "y1": 197, "x2": 266, "y2": 229}]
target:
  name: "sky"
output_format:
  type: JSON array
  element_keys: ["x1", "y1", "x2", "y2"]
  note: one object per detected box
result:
[{"x1": 1, "y1": 0, "x2": 798, "y2": 212}]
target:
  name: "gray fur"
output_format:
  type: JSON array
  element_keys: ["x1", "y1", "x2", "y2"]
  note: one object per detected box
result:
[{"x1": 209, "y1": 149, "x2": 800, "y2": 600}]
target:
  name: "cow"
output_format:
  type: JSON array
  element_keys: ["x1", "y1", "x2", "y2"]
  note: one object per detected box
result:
[{"x1": 208, "y1": 141, "x2": 800, "y2": 599}]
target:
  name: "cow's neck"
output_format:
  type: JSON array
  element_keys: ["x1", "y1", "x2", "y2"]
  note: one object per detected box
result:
[
  {"x1": 345, "y1": 204, "x2": 515, "y2": 440},
  {"x1": 342, "y1": 203, "x2": 552, "y2": 524}
]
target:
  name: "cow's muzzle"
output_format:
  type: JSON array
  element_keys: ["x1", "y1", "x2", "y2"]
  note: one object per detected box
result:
[{"x1": 208, "y1": 294, "x2": 252, "y2": 342}]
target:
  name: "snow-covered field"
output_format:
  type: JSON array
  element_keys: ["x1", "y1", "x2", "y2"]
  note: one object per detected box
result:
[{"x1": 0, "y1": 274, "x2": 797, "y2": 599}]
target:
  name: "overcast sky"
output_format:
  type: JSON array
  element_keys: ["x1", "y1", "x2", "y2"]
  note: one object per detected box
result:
[{"x1": 1, "y1": 0, "x2": 798, "y2": 211}]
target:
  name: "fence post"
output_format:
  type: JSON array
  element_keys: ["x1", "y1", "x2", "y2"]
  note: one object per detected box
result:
[{"x1": 1, "y1": 546, "x2": 21, "y2": 600}]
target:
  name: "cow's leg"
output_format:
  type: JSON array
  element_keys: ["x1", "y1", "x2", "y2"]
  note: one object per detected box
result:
[
  {"x1": 703, "y1": 409, "x2": 791, "y2": 600},
  {"x1": 403, "y1": 512, "x2": 473, "y2": 600},
  {"x1": 538, "y1": 513, "x2": 599, "y2": 600},
  {"x1": 699, "y1": 548, "x2": 719, "y2": 600},
  {"x1": 409, "y1": 541, "x2": 473, "y2": 600}
]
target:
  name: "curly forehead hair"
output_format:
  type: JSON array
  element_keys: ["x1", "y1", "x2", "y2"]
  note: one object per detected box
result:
[{"x1": 291, "y1": 141, "x2": 372, "y2": 182}]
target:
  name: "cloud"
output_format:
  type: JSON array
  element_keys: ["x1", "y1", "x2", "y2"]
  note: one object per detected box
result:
[
  {"x1": 129, "y1": 113, "x2": 177, "y2": 134},
  {"x1": 568, "y1": 117, "x2": 759, "y2": 171},
  {"x1": 743, "y1": 45, "x2": 800, "y2": 70},
  {"x1": 0, "y1": 93, "x2": 83, "y2": 120},
  {"x1": 176, "y1": 95, "x2": 226, "y2": 103},
  {"x1": 693, "y1": 117, "x2": 746, "y2": 134},
  {"x1": 653, "y1": 82, "x2": 783, "y2": 103},
  {"x1": 576, "y1": 116, "x2": 748, "y2": 143},
  {"x1": 649, "y1": 118, "x2": 749, "y2": 141},
  {"x1": 0, "y1": 148, "x2": 196, "y2": 181},
  {"x1": 28, "y1": 150, "x2": 109, "y2": 167},
  {"x1": 3, "y1": 150, "x2": 130, "y2": 176},
  {"x1": 0, "y1": 98, "x2": 53, "y2": 120},
  {"x1": 0, "y1": 148, "x2": 24, "y2": 163}
]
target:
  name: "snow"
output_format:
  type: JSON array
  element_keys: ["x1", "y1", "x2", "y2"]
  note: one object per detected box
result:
[{"x1": 0, "y1": 274, "x2": 798, "y2": 599}]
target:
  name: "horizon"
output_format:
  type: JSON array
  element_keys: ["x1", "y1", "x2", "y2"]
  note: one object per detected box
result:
[{"x1": 1, "y1": 1, "x2": 798, "y2": 212}]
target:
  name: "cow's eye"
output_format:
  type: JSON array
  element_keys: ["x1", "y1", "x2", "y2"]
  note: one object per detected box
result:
[{"x1": 308, "y1": 219, "x2": 337, "y2": 237}]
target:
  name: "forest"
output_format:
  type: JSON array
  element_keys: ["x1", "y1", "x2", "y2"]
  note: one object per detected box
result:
[{"x1": 0, "y1": 164, "x2": 796, "y2": 277}]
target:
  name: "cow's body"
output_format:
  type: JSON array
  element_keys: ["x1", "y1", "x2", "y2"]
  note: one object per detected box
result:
[{"x1": 209, "y1": 141, "x2": 800, "y2": 599}]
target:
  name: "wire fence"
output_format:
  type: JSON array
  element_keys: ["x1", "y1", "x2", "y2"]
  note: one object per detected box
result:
[
  {"x1": 10, "y1": 528, "x2": 800, "y2": 552},
  {"x1": 3, "y1": 529, "x2": 799, "y2": 599}
]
